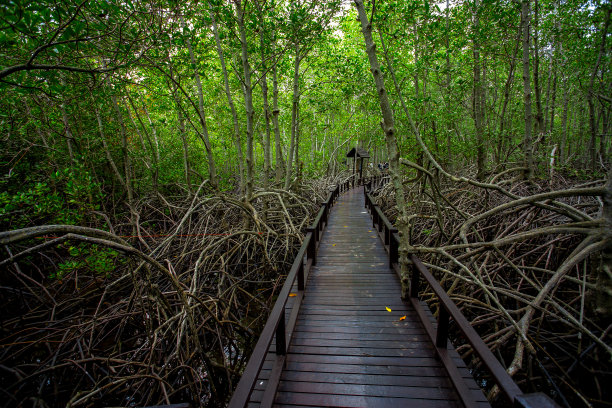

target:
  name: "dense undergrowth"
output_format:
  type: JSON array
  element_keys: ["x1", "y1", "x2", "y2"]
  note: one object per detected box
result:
[
  {"x1": 370, "y1": 165, "x2": 611, "y2": 408},
  {"x1": 0, "y1": 172, "x2": 350, "y2": 407}
]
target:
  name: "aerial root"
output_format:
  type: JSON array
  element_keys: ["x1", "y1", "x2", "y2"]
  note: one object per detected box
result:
[{"x1": 371, "y1": 167, "x2": 609, "y2": 405}]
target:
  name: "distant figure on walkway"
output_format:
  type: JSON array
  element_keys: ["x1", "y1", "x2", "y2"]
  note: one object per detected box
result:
[{"x1": 377, "y1": 162, "x2": 389, "y2": 173}]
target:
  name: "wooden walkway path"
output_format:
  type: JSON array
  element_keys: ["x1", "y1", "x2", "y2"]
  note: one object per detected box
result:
[{"x1": 248, "y1": 187, "x2": 490, "y2": 408}]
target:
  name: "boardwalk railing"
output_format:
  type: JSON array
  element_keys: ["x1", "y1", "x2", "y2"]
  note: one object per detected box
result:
[
  {"x1": 353, "y1": 173, "x2": 387, "y2": 189},
  {"x1": 228, "y1": 180, "x2": 351, "y2": 408},
  {"x1": 364, "y1": 187, "x2": 560, "y2": 408}
]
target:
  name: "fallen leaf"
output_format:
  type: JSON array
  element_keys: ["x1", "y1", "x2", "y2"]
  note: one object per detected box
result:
[
  {"x1": 289, "y1": 293, "x2": 297, "y2": 297},
  {"x1": 332, "y1": 243, "x2": 336, "y2": 246},
  {"x1": 399, "y1": 315, "x2": 406, "y2": 321},
  {"x1": 385, "y1": 307, "x2": 392, "y2": 312},
  {"x1": 344, "y1": 225, "x2": 348, "y2": 227}
]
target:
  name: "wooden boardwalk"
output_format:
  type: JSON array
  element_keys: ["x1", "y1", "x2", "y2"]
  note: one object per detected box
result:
[{"x1": 248, "y1": 187, "x2": 490, "y2": 408}]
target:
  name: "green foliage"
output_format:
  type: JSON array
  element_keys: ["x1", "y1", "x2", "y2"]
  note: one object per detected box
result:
[
  {"x1": 0, "y1": 163, "x2": 101, "y2": 229},
  {"x1": 52, "y1": 243, "x2": 124, "y2": 280}
]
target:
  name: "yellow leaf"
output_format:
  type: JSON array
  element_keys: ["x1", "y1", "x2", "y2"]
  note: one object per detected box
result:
[
  {"x1": 332, "y1": 243, "x2": 336, "y2": 246},
  {"x1": 289, "y1": 293, "x2": 297, "y2": 297},
  {"x1": 344, "y1": 225, "x2": 348, "y2": 227},
  {"x1": 385, "y1": 307, "x2": 392, "y2": 312},
  {"x1": 399, "y1": 315, "x2": 406, "y2": 321}
]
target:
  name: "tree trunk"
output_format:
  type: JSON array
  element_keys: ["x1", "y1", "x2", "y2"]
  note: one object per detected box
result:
[
  {"x1": 497, "y1": 27, "x2": 521, "y2": 163},
  {"x1": 59, "y1": 101, "x2": 75, "y2": 163},
  {"x1": 601, "y1": 105, "x2": 610, "y2": 166},
  {"x1": 533, "y1": 0, "x2": 545, "y2": 140},
  {"x1": 272, "y1": 47, "x2": 285, "y2": 184},
  {"x1": 168, "y1": 63, "x2": 192, "y2": 193},
  {"x1": 234, "y1": 0, "x2": 255, "y2": 201},
  {"x1": 560, "y1": 73, "x2": 569, "y2": 161},
  {"x1": 587, "y1": 6, "x2": 611, "y2": 172},
  {"x1": 127, "y1": 93, "x2": 159, "y2": 194},
  {"x1": 521, "y1": 0, "x2": 534, "y2": 179},
  {"x1": 259, "y1": 30, "x2": 272, "y2": 190},
  {"x1": 284, "y1": 41, "x2": 301, "y2": 190},
  {"x1": 142, "y1": 102, "x2": 160, "y2": 163},
  {"x1": 473, "y1": 0, "x2": 485, "y2": 180},
  {"x1": 210, "y1": 8, "x2": 245, "y2": 193},
  {"x1": 182, "y1": 17, "x2": 218, "y2": 190},
  {"x1": 543, "y1": 57, "x2": 553, "y2": 134},
  {"x1": 445, "y1": 0, "x2": 452, "y2": 164},
  {"x1": 354, "y1": 0, "x2": 410, "y2": 298},
  {"x1": 109, "y1": 89, "x2": 134, "y2": 205},
  {"x1": 548, "y1": 64, "x2": 558, "y2": 135},
  {"x1": 25, "y1": 100, "x2": 49, "y2": 148},
  {"x1": 94, "y1": 102, "x2": 126, "y2": 191}
]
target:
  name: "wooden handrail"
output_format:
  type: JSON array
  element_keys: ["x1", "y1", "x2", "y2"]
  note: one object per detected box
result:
[
  {"x1": 364, "y1": 189, "x2": 560, "y2": 408},
  {"x1": 410, "y1": 255, "x2": 523, "y2": 402},
  {"x1": 228, "y1": 183, "x2": 347, "y2": 408}
]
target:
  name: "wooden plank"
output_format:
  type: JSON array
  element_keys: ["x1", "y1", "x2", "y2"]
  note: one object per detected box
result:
[
  {"x1": 261, "y1": 361, "x2": 476, "y2": 378},
  {"x1": 275, "y1": 371, "x2": 451, "y2": 387},
  {"x1": 298, "y1": 304, "x2": 410, "y2": 311},
  {"x1": 293, "y1": 325, "x2": 427, "y2": 335},
  {"x1": 271, "y1": 392, "x2": 462, "y2": 408},
  {"x1": 295, "y1": 311, "x2": 419, "y2": 318},
  {"x1": 283, "y1": 353, "x2": 442, "y2": 367},
  {"x1": 286, "y1": 345, "x2": 435, "y2": 357},
  {"x1": 276, "y1": 381, "x2": 490, "y2": 401},
  {"x1": 291, "y1": 331, "x2": 426, "y2": 342},
  {"x1": 294, "y1": 319, "x2": 424, "y2": 328},
  {"x1": 289, "y1": 338, "x2": 432, "y2": 349}
]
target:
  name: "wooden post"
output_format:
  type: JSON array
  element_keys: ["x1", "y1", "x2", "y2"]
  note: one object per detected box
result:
[
  {"x1": 297, "y1": 261, "x2": 304, "y2": 291},
  {"x1": 359, "y1": 157, "x2": 364, "y2": 181},
  {"x1": 436, "y1": 306, "x2": 450, "y2": 348},
  {"x1": 275, "y1": 307, "x2": 286, "y2": 355},
  {"x1": 410, "y1": 262, "x2": 420, "y2": 298},
  {"x1": 306, "y1": 227, "x2": 316, "y2": 265},
  {"x1": 352, "y1": 156, "x2": 356, "y2": 187}
]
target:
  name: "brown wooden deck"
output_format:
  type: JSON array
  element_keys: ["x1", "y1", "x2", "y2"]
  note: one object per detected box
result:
[{"x1": 248, "y1": 187, "x2": 490, "y2": 408}]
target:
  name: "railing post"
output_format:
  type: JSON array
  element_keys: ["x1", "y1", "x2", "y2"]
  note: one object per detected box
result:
[
  {"x1": 297, "y1": 260, "x2": 304, "y2": 291},
  {"x1": 389, "y1": 230, "x2": 398, "y2": 268},
  {"x1": 436, "y1": 305, "x2": 450, "y2": 348},
  {"x1": 410, "y1": 261, "x2": 420, "y2": 298},
  {"x1": 275, "y1": 307, "x2": 286, "y2": 355},
  {"x1": 306, "y1": 228, "x2": 316, "y2": 265},
  {"x1": 372, "y1": 204, "x2": 379, "y2": 228},
  {"x1": 322, "y1": 203, "x2": 328, "y2": 227}
]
